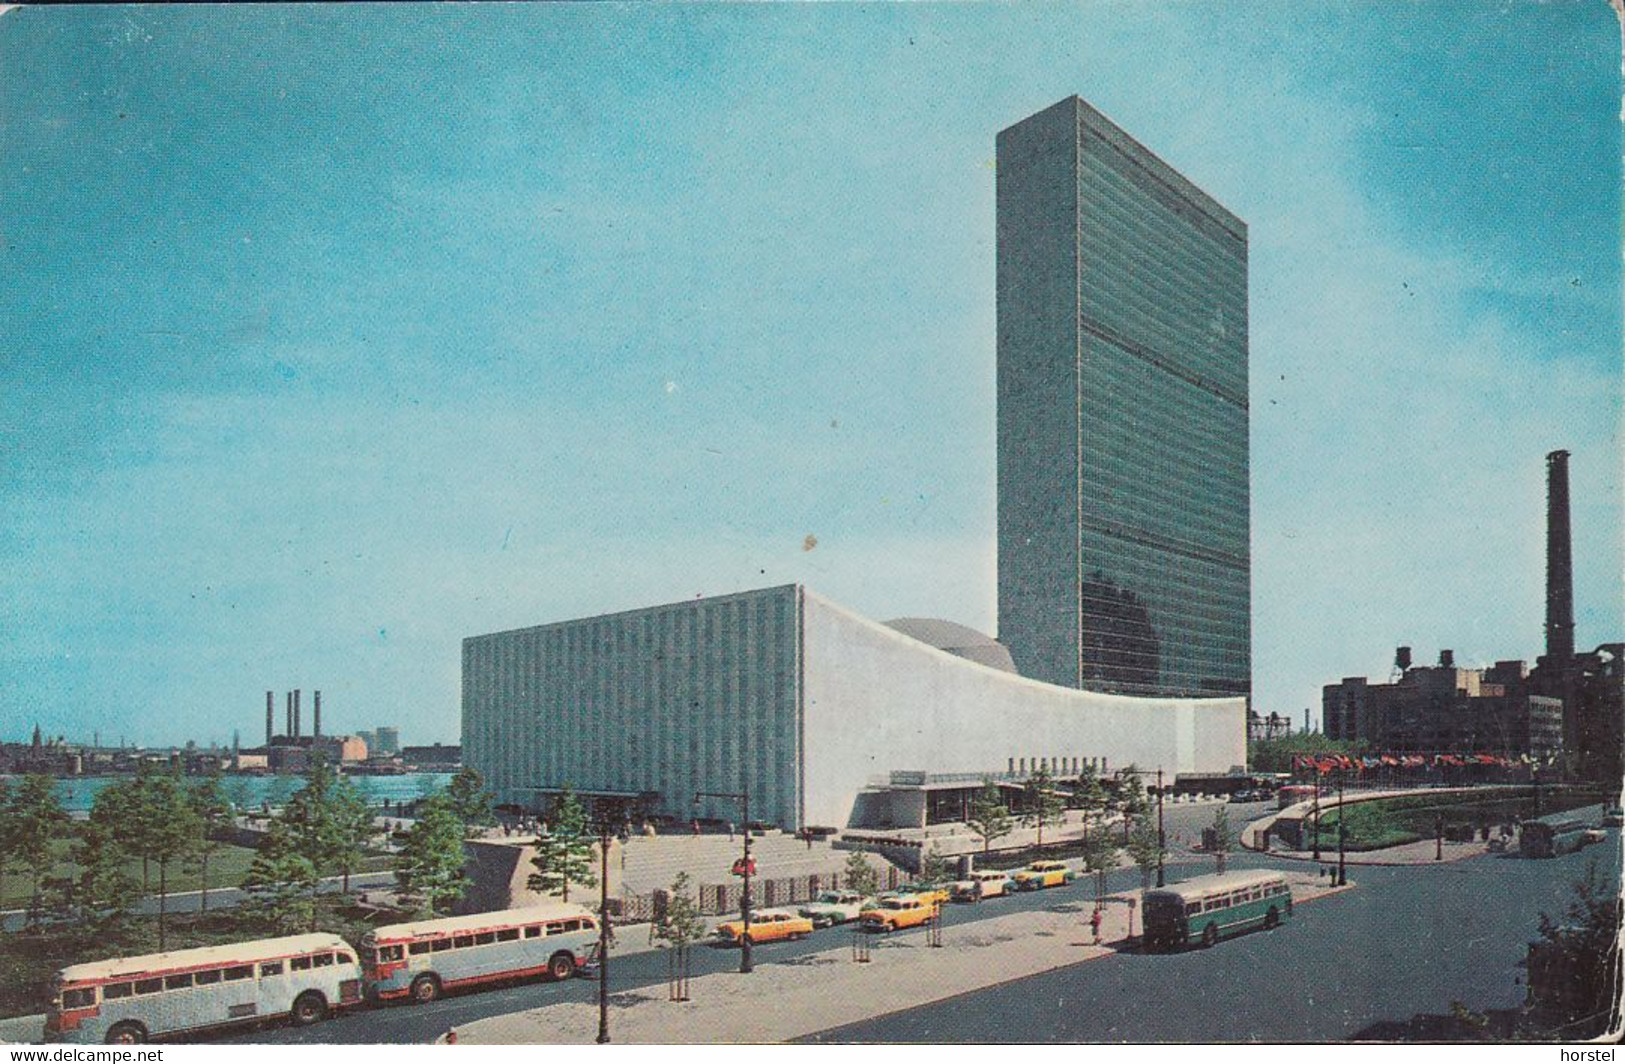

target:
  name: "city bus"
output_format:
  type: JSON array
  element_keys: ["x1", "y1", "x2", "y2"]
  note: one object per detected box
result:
[
  {"x1": 1141, "y1": 870, "x2": 1293, "y2": 951},
  {"x1": 1519, "y1": 815, "x2": 1601, "y2": 859},
  {"x1": 360, "y1": 903, "x2": 599, "y2": 1004},
  {"x1": 46, "y1": 933, "x2": 361, "y2": 1044}
]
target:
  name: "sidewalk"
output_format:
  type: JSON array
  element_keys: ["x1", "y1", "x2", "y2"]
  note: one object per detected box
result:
[
  {"x1": 1259, "y1": 837, "x2": 1491, "y2": 867},
  {"x1": 453, "y1": 871, "x2": 1352, "y2": 1044}
]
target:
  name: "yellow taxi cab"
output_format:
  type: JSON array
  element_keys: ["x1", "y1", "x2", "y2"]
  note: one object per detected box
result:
[
  {"x1": 1010, "y1": 859, "x2": 1074, "y2": 891},
  {"x1": 859, "y1": 895, "x2": 938, "y2": 933},
  {"x1": 714, "y1": 909, "x2": 814, "y2": 946},
  {"x1": 906, "y1": 884, "x2": 952, "y2": 906}
]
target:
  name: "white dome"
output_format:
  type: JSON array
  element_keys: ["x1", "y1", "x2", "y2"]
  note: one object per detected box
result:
[{"x1": 883, "y1": 618, "x2": 1020, "y2": 675}]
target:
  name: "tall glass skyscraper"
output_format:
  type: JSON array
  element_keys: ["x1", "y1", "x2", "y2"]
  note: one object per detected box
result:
[{"x1": 997, "y1": 97, "x2": 1251, "y2": 699}]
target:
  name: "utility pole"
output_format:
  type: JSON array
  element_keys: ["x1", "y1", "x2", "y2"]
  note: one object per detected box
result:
[
  {"x1": 1155, "y1": 767, "x2": 1166, "y2": 888},
  {"x1": 1336, "y1": 768, "x2": 1347, "y2": 886},
  {"x1": 695, "y1": 787, "x2": 753, "y2": 974},
  {"x1": 1311, "y1": 771, "x2": 1322, "y2": 862}
]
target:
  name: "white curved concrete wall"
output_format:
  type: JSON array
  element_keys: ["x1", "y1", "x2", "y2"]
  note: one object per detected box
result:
[{"x1": 800, "y1": 589, "x2": 1246, "y2": 828}]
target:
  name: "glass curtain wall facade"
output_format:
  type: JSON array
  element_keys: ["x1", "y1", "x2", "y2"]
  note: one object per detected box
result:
[{"x1": 997, "y1": 97, "x2": 1251, "y2": 698}]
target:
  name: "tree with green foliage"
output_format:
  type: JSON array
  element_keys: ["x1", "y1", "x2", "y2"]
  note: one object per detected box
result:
[
  {"x1": 446, "y1": 767, "x2": 496, "y2": 837},
  {"x1": 1126, "y1": 816, "x2": 1163, "y2": 892},
  {"x1": 243, "y1": 818, "x2": 319, "y2": 934},
  {"x1": 1118, "y1": 770, "x2": 1149, "y2": 844},
  {"x1": 1083, "y1": 832, "x2": 1119, "y2": 907},
  {"x1": 327, "y1": 773, "x2": 378, "y2": 895},
  {"x1": 1073, "y1": 767, "x2": 1108, "y2": 847},
  {"x1": 187, "y1": 773, "x2": 233, "y2": 914},
  {"x1": 139, "y1": 770, "x2": 202, "y2": 949},
  {"x1": 527, "y1": 787, "x2": 596, "y2": 902},
  {"x1": 1209, "y1": 805, "x2": 1235, "y2": 873},
  {"x1": 1023, "y1": 767, "x2": 1067, "y2": 850},
  {"x1": 0, "y1": 777, "x2": 15, "y2": 924},
  {"x1": 58, "y1": 821, "x2": 143, "y2": 942},
  {"x1": 1525, "y1": 861, "x2": 1622, "y2": 1036},
  {"x1": 394, "y1": 792, "x2": 469, "y2": 916},
  {"x1": 651, "y1": 872, "x2": 704, "y2": 1001},
  {"x1": 918, "y1": 845, "x2": 951, "y2": 886},
  {"x1": 842, "y1": 848, "x2": 880, "y2": 898},
  {"x1": 965, "y1": 780, "x2": 1013, "y2": 854},
  {"x1": 1248, "y1": 732, "x2": 1367, "y2": 773},
  {"x1": 6, "y1": 775, "x2": 70, "y2": 930},
  {"x1": 280, "y1": 759, "x2": 376, "y2": 905}
]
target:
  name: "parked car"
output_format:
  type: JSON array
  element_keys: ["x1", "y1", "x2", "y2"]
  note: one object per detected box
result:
[
  {"x1": 859, "y1": 896, "x2": 938, "y2": 933},
  {"x1": 906, "y1": 883, "x2": 953, "y2": 907},
  {"x1": 1600, "y1": 807, "x2": 1623, "y2": 828},
  {"x1": 714, "y1": 909, "x2": 813, "y2": 946},
  {"x1": 797, "y1": 891, "x2": 867, "y2": 929},
  {"x1": 951, "y1": 869, "x2": 1012, "y2": 902},
  {"x1": 1011, "y1": 860, "x2": 1074, "y2": 891}
]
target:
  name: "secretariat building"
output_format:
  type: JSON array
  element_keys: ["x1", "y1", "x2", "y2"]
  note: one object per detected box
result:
[
  {"x1": 464, "y1": 99, "x2": 1250, "y2": 831},
  {"x1": 998, "y1": 97, "x2": 1251, "y2": 699}
]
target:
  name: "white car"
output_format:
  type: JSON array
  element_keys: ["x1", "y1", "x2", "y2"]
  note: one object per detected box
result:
[{"x1": 798, "y1": 890, "x2": 867, "y2": 928}]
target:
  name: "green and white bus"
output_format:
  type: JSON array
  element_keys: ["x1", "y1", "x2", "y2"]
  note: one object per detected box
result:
[{"x1": 1142, "y1": 870, "x2": 1293, "y2": 950}]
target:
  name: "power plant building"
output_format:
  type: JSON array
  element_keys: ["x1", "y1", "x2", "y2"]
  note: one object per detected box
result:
[{"x1": 997, "y1": 97, "x2": 1251, "y2": 698}]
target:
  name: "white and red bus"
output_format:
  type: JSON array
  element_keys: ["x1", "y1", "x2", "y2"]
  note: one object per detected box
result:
[
  {"x1": 360, "y1": 903, "x2": 599, "y2": 1004},
  {"x1": 46, "y1": 933, "x2": 361, "y2": 1044}
]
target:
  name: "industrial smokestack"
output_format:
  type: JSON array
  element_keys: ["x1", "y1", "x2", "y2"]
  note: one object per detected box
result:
[
  {"x1": 285, "y1": 691, "x2": 293, "y2": 740},
  {"x1": 1546, "y1": 449, "x2": 1575, "y2": 662},
  {"x1": 314, "y1": 691, "x2": 321, "y2": 739},
  {"x1": 294, "y1": 689, "x2": 302, "y2": 739},
  {"x1": 266, "y1": 691, "x2": 274, "y2": 747}
]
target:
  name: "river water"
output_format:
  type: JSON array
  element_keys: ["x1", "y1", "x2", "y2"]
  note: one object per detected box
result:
[{"x1": 34, "y1": 772, "x2": 456, "y2": 813}]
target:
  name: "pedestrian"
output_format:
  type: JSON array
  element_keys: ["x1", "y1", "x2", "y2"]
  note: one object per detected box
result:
[
  {"x1": 691, "y1": 818, "x2": 700, "y2": 838},
  {"x1": 1090, "y1": 906, "x2": 1103, "y2": 945},
  {"x1": 728, "y1": 822, "x2": 736, "y2": 841}
]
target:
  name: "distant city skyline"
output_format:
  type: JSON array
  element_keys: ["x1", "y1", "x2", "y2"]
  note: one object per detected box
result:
[{"x1": 2, "y1": 3, "x2": 1618, "y2": 745}]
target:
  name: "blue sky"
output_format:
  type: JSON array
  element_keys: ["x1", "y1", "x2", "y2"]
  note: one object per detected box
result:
[{"x1": 2, "y1": 2, "x2": 1618, "y2": 748}]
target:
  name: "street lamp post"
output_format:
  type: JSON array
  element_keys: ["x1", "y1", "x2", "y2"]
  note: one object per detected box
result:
[
  {"x1": 1434, "y1": 812, "x2": 1444, "y2": 861},
  {"x1": 1335, "y1": 769, "x2": 1347, "y2": 887},
  {"x1": 1155, "y1": 767, "x2": 1166, "y2": 888},
  {"x1": 595, "y1": 817, "x2": 611, "y2": 1045},
  {"x1": 695, "y1": 788, "x2": 753, "y2": 974},
  {"x1": 1311, "y1": 771, "x2": 1322, "y2": 862}
]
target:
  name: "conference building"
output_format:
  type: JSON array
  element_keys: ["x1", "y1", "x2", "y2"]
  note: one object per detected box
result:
[{"x1": 464, "y1": 98, "x2": 1252, "y2": 831}]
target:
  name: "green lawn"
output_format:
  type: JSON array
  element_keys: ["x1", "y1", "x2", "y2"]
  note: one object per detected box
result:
[{"x1": 2, "y1": 841, "x2": 394, "y2": 910}]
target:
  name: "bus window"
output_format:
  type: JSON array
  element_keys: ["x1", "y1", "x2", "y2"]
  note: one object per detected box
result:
[
  {"x1": 224, "y1": 966, "x2": 253, "y2": 982},
  {"x1": 339, "y1": 953, "x2": 355, "y2": 966},
  {"x1": 453, "y1": 935, "x2": 474, "y2": 949},
  {"x1": 62, "y1": 988, "x2": 96, "y2": 1009},
  {"x1": 382, "y1": 945, "x2": 405, "y2": 961},
  {"x1": 524, "y1": 926, "x2": 542, "y2": 939},
  {"x1": 497, "y1": 929, "x2": 519, "y2": 942},
  {"x1": 312, "y1": 953, "x2": 334, "y2": 968},
  {"x1": 165, "y1": 974, "x2": 194, "y2": 991},
  {"x1": 135, "y1": 979, "x2": 162, "y2": 996},
  {"x1": 1185, "y1": 902, "x2": 1200, "y2": 916},
  {"x1": 104, "y1": 983, "x2": 133, "y2": 1001},
  {"x1": 409, "y1": 942, "x2": 431, "y2": 956},
  {"x1": 260, "y1": 962, "x2": 284, "y2": 978},
  {"x1": 546, "y1": 922, "x2": 566, "y2": 936},
  {"x1": 195, "y1": 969, "x2": 222, "y2": 986},
  {"x1": 474, "y1": 932, "x2": 496, "y2": 946},
  {"x1": 431, "y1": 938, "x2": 451, "y2": 952},
  {"x1": 291, "y1": 956, "x2": 313, "y2": 972}
]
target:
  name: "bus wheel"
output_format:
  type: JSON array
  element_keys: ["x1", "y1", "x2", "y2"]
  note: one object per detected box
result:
[
  {"x1": 291, "y1": 991, "x2": 329, "y2": 1026},
  {"x1": 1201, "y1": 923, "x2": 1219, "y2": 949},
  {"x1": 411, "y1": 974, "x2": 442, "y2": 1004},
  {"x1": 548, "y1": 952, "x2": 576, "y2": 981},
  {"x1": 1264, "y1": 907, "x2": 1280, "y2": 930},
  {"x1": 105, "y1": 1021, "x2": 147, "y2": 1045}
]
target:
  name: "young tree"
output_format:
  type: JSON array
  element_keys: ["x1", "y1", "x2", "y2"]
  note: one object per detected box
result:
[
  {"x1": 1083, "y1": 832, "x2": 1120, "y2": 908},
  {"x1": 1126, "y1": 816, "x2": 1163, "y2": 892},
  {"x1": 1023, "y1": 767, "x2": 1067, "y2": 850},
  {"x1": 327, "y1": 773, "x2": 378, "y2": 895},
  {"x1": 651, "y1": 872, "x2": 705, "y2": 1001},
  {"x1": 243, "y1": 818, "x2": 319, "y2": 934},
  {"x1": 187, "y1": 773, "x2": 233, "y2": 914},
  {"x1": 842, "y1": 848, "x2": 881, "y2": 898},
  {"x1": 965, "y1": 780, "x2": 1014, "y2": 854},
  {"x1": 1525, "y1": 861, "x2": 1623, "y2": 1034},
  {"x1": 1073, "y1": 767, "x2": 1108, "y2": 847},
  {"x1": 62, "y1": 821, "x2": 142, "y2": 943},
  {"x1": 446, "y1": 767, "x2": 496, "y2": 837},
  {"x1": 394, "y1": 792, "x2": 469, "y2": 916},
  {"x1": 7, "y1": 775, "x2": 70, "y2": 930},
  {"x1": 1117, "y1": 770, "x2": 1149, "y2": 844},
  {"x1": 141, "y1": 770, "x2": 202, "y2": 949},
  {"x1": 527, "y1": 787, "x2": 596, "y2": 903},
  {"x1": 1209, "y1": 805, "x2": 1235, "y2": 874},
  {"x1": 918, "y1": 844, "x2": 952, "y2": 886},
  {"x1": 0, "y1": 777, "x2": 13, "y2": 921}
]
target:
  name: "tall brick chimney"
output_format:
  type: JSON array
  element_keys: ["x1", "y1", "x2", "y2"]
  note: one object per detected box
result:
[{"x1": 1546, "y1": 449, "x2": 1574, "y2": 662}]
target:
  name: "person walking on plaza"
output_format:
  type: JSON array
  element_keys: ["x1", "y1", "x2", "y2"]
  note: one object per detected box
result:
[{"x1": 1090, "y1": 906, "x2": 1103, "y2": 945}]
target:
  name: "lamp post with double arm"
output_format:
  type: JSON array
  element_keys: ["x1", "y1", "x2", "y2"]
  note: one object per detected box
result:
[
  {"x1": 694, "y1": 788, "x2": 753, "y2": 974},
  {"x1": 590, "y1": 797, "x2": 631, "y2": 1045},
  {"x1": 1155, "y1": 767, "x2": 1166, "y2": 888}
]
